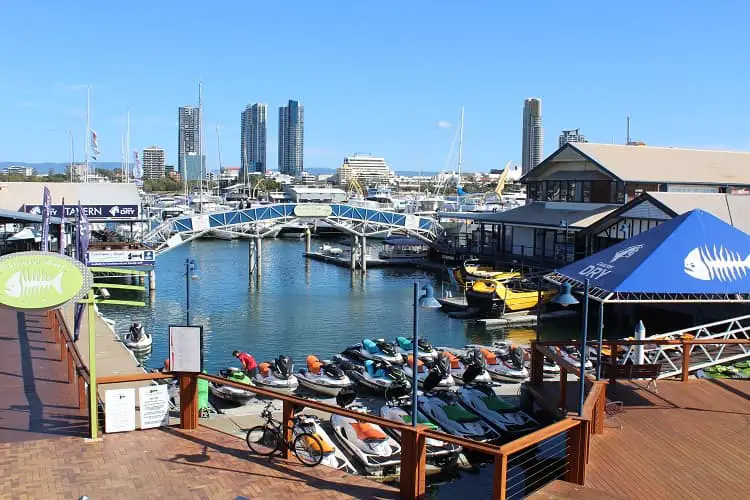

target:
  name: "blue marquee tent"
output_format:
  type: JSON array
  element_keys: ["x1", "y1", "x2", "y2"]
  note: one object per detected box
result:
[{"x1": 545, "y1": 209, "x2": 750, "y2": 303}]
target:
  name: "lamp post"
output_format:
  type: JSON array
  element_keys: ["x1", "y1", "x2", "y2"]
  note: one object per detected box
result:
[
  {"x1": 185, "y1": 258, "x2": 196, "y2": 325},
  {"x1": 551, "y1": 280, "x2": 590, "y2": 416},
  {"x1": 559, "y1": 218, "x2": 570, "y2": 264},
  {"x1": 412, "y1": 282, "x2": 441, "y2": 427}
]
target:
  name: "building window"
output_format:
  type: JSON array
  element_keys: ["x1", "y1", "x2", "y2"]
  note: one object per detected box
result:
[
  {"x1": 527, "y1": 182, "x2": 537, "y2": 201},
  {"x1": 550, "y1": 181, "x2": 561, "y2": 201},
  {"x1": 568, "y1": 181, "x2": 576, "y2": 202},
  {"x1": 616, "y1": 182, "x2": 625, "y2": 203},
  {"x1": 591, "y1": 181, "x2": 613, "y2": 203},
  {"x1": 582, "y1": 181, "x2": 592, "y2": 202}
]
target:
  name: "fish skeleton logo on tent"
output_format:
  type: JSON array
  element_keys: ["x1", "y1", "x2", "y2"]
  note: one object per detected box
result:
[
  {"x1": 683, "y1": 246, "x2": 750, "y2": 282},
  {"x1": 609, "y1": 244, "x2": 644, "y2": 264}
]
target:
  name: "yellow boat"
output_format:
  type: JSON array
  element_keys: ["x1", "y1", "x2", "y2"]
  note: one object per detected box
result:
[
  {"x1": 466, "y1": 278, "x2": 557, "y2": 313},
  {"x1": 460, "y1": 259, "x2": 521, "y2": 282}
]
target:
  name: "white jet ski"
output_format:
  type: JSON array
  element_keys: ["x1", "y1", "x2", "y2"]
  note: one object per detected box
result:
[
  {"x1": 343, "y1": 339, "x2": 404, "y2": 365},
  {"x1": 555, "y1": 346, "x2": 594, "y2": 371},
  {"x1": 492, "y1": 341, "x2": 561, "y2": 378},
  {"x1": 210, "y1": 367, "x2": 255, "y2": 404},
  {"x1": 297, "y1": 355, "x2": 354, "y2": 397},
  {"x1": 123, "y1": 322, "x2": 152, "y2": 351},
  {"x1": 401, "y1": 354, "x2": 455, "y2": 389},
  {"x1": 416, "y1": 376, "x2": 501, "y2": 443},
  {"x1": 294, "y1": 414, "x2": 358, "y2": 474},
  {"x1": 253, "y1": 355, "x2": 299, "y2": 392},
  {"x1": 330, "y1": 389, "x2": 401, "y2": 476},
  {"x1": 332, "y1": 355, "x2": 410, "y2": 397},
  {"x1": 441, "y1": 348, "x2": 493, "y2": 385},
  {"x1": 393, "y1": 336, "x2": 438, "y2": 361},
  {"x1": 456, "y1": 384, "x2": 538, "y2": 439},
  {"x1": 380, "y1": 401, "x2": 461, "y2": 466},
  {"x1": 466, "y1": 344, "x2": 529, "y2": 383}
]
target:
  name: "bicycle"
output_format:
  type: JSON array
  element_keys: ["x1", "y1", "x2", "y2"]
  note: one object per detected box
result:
[{"x1": 245, "y1": 401, "x2": 324, "y2": 466}]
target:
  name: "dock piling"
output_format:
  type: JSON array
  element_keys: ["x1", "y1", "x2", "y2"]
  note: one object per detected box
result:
[
  {"x1": 248, "y1": 240, "x2": 256, "y2": 275},
  {"x1": 350, "y1": 235, "x2": 357, "y2": 271},
  {"x1": 148, "y1": 270, "x2": 156, "y2": 292},
  {"x1": 305, "y1": 228, "x2": 311, "y2": 253},
  {"x1": 360, "y1": 236, "x2": 367, "y2": 274},
  {"x1": 256, "y1": 237, "x2": 263, "y2": 276}
]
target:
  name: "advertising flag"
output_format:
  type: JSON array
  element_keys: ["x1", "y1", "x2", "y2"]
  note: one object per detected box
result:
[
  {"x1": 59, "y1": 197, "x2": 66, "y2": 255},
  {"x1": 41, "y1": 186, "x2": 52, "y2": 252}
]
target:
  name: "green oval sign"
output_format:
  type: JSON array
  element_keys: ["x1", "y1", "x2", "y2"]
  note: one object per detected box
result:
[{"x1": 0, "y1": 251, "x2": 93, "y2": 311}]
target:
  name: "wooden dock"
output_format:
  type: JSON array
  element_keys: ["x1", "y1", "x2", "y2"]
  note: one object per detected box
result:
[{"x1": 478, "y1": 309, "x2": 578, "y2": 326}]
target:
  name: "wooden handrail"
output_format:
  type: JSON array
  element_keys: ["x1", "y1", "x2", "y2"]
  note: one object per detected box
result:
[{"x1": 498, "y1": 417, "x2": 580, "y2": 455}]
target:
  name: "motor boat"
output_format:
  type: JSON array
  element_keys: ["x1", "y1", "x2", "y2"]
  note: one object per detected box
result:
[
  {"x1": 441, "y1": 348, "x2": 493, "y2": 385},
  {"x1": 319, "y1": 244, "x2": 343, "y2": 256},
  {"x1": 379, "y1": 401, "x2": 461, "y2": 466},
  {"x1": 416, "y1": 389, "x2": 501, "y2": 443},
  {"x1": 297, "y1": 355, "x2": 354, "y2": 397},
  {"x1": 343, "y1": 339, "x2": 404, "y2": 365},
  {"x1": 210, "y1": 367, "x2": 255, "y2": 404},
  {"x1": 393, "y1": 336, "x2": 438, "y2": 360},
  {"x1": 123, "y1": 322, "x2": 152, "y2": 351},
  {"x1": 253, "y1": 355, "x2": 299, "y2": 392},
  {"x1": 466, "y1": 344, "x2": 529, "y2": 383},
  {"x1": 332, "y1": 355, "x2": 410, "y2": 397},
  {"x1": 401, "y1": 354, "x2": 455, "y2": 389},
  {"x1": 294, "y1": 414, "x2": 358, "y2": 474},
  {"x1": 456, "y1": 384, "x2": 538, "y2": 439},
  {"x1": 330, "y1": 389, "x2": 401, "y2": 476}
]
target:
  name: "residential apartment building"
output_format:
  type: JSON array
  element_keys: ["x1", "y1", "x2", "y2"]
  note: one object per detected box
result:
[
  {"x1": 142, "y1": 147, "x2": 166, "y2": 180},
  {"x1": 278, "y1": 100, "x2": 304, "y2": 176},
  {"x1": 521, "y1": 98, "x2": 543, "y2": 175},
  {"x1": 240, "y1": 103, "x2": 267, "y2": 177},
  {"x1": 178, "y1": 105, "x2": 204, "y2": 181},
  {"x1": 335, "y1": 154, "x2": 391, "y2": 187}
]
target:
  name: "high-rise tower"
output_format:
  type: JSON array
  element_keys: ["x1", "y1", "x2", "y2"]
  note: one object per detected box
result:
[
  {"x1": 240, "y1": 103, "x2": 267, "y2": 179},
  {"x1": 521, "y1": 98, "x2": 543, "y2": 175},
  {"x1": 278, "y1": 100, "x2": 304, "y2": 176},
  {"x1": 178, "y1": 105, "x2": 203, "y2": 181}
]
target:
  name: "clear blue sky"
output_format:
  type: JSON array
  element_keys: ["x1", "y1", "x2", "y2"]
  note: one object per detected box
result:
[{"x1": 1, "y1": 1, "x2": 748, "y2": 172}]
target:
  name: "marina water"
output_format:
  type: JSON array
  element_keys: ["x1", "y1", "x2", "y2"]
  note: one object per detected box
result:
[{"x1": 99, "y1": 238, "x2": 579, "y2": 372}]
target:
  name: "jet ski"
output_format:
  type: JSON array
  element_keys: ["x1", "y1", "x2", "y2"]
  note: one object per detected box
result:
[
  {"x1": 393, "y1": 336, "x2": 438, "y2": 360},
  {"x1": 297, "y1": 355, "x2": 354, "y2": 397},
  {"x1": 123, "y1": 322, "x2": 152, "y2": 351},
  {"x1": 417, "y1": 389, "x2": 501, "y2": 443},
  {"x1": 294, "y1": 414, "x2": 358, "y2": 474},
  {"x1": 253, "y1": 355, "x2": 299, "y2": 392},
  {"x1": 401, "y1": 354, "x2": 455, "y2": 389},
  {"x1": 491, "y1": 341, "x2": 561, "y2": 378},
  {"x1": 380, "y1": 400, "x2": 461, "y2": 466},
  {"x1": 343, "y1": 339, "x2": 404, "y2": 365},
  {"x1": 556, "y1": 346, "x2": 594, "y2": 371},
  {"x1": 456, "y1": 384, "x2": 538, "y2": 439},
  {"x1": 330, "y1": 389, "x2": 401, "y2": 476},
  {"x1": 466, "y1": 345, "x2": 529, "y2": 383},
  {"x1": 441, "y1": 348, "x2": 493, "y2": 385},
  {"x1": 210, "y1": 367, "x2": 255, "y2": 404},
  {"x1": 332, "y1": 355, "x2": 410, "y2": 397}
]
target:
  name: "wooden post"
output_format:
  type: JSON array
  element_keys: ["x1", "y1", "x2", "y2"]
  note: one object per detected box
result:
[
  {"x1": 609, "y1": 343, "x2": 618, "y2": 385},
  {"x1": 681, "y1": 339, "x2": 690, "y2": 382},
  {"x1": 67, "y1": 347, "x2": 75, "y2": 382},
  {"x1": 565, "y1": 419, "x2": 589, "y2": 485},
  {"x1": 59, "y1": 333, "x2": 66, "y2": 361},
  {"x1": 399, "y1": 427, "x2": 427, "y2": 499},
  {"x1": 559, "y1": 367, "x2": 568, "y2": 412},
  {"x1": 594, "y1": 382, "x2": 607, "y2": 435},
  {"x1": 179, "y1": 374, "x2": 199, "y2": 430},
  {"x1": 493, "y1": 454, "x2": 508, "y2": 500},
  {"x1": 281, "y1": 400, "x2": 294, "y2": 460},
  {"x1": 530, "y1": 342, "x2": 544, "y2": 387},
  {"x1": 78, "y1": 373, "x2": 87, "y2": 409}
]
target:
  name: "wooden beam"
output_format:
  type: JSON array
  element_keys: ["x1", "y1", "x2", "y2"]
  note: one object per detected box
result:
[
  {"x1": 179, "y1": 374, "x2": 198, "y2": 430},
  {"x1": 493, "y1": 454, "x2": 508, "y2": 500}
]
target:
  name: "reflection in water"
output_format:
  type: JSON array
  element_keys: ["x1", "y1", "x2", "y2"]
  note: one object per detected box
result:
[{"x1": 97, "y1": 238, "x2": 578, "y2": 374}]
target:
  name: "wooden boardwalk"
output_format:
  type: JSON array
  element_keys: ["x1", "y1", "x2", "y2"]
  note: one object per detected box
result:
[
  {"x1": 0, "y1": 425, "x2": 397, "y2": 499},
  {"x1": 0, "y1": 307, "x2": 88, "y2": 443}
]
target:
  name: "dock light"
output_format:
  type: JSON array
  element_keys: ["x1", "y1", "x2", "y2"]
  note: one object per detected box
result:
[
  {"x1": 552, "y1": 282, "x2": 579, "y2": 307},
  {"x1": 411, "y1": 282, "x2": 442, "y2": 427}
]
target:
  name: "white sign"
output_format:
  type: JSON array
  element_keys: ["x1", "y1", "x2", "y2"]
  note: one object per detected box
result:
[
  {"x1": 87, "y1": 249, "x2": 155, "y2": 267},
  {"x1": 169, "y1": 325, "x2": 202, "y2": 372},
  {"x1": 192, "y1": 214, "x2": 211, "y2": 232},
  {"x1": 105, "y1": 388, "x2": 136, "y2": 433},
  {"x1": 404, "y1": 214, "x2": 419, "y2": 231},
  {"x1": 138, "y1": 385, "x2": 170, "y2": 429}
]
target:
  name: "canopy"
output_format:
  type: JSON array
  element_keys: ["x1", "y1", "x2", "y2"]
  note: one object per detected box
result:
[
  {"x1": 546, "y1": 209, "x2": 750, "y2": 303},
  {"x1": 6, "y1": 227, "x2": 57, "y2": 243}
]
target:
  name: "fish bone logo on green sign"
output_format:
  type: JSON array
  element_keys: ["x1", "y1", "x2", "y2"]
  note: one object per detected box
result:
[{"x1": 0, "y1": 251, "x2": 93, "y2": 310}]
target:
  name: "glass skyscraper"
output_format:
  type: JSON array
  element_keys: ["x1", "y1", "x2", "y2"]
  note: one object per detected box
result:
[
  {"x1": 240, "y1": 103, "x2": 267, "y2": 179},
  {"x1": 278, "y1": 100, "x2": 304, "y2": 176}
]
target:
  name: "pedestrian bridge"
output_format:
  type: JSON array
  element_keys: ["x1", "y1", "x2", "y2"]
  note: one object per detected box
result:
[{"x1": 142, "y1": 203, "x2": 442, "y2": 255}]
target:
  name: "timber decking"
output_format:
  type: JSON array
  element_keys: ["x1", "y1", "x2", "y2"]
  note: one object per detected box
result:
[
  {"x1": 0, "y1": 425, "x2": 398, "y2": 499},
  {"x1": 0, "y1": 307, "x2": 88, "y2": 443}
]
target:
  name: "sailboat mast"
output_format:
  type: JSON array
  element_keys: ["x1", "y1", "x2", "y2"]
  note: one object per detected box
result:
[
  {"x1": 198, "y1": 82, "x2": 204, "y2": 213},
  {"x1": 126, "y1": 110, "x2": 131, "y2": 183},
  {"x1": 457, "y1": 105, "x2": 464, "y2": 212},
  {"x1": 216, "y1": 122, "x2": 222, "y2": 196},
  {"x1": 85, "y1": 87, "x2": 90, "y2": 183},
  {"x1": 69, "y1": 129, "x2": 75, "y2": 182}
]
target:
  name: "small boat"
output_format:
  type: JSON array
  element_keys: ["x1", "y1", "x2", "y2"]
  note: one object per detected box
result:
[
  {"x1": 319, "y1": 244, "x2": 343, "y2": 256},
  {"x1": 207, "y1": 228, "x2": 240, "y2": 240},
  {"x1": 294, "y1": 414, "x2": 358, "y2": 474},
  {"x1": 466, "y1": 278, "x2": 557, "y2": 314},
  {"x1": 331, "y1": 390, "x2": 401, "y2": 476},
  {"x1": 417, "y1": 390, "x2": 501, "y2": 443},
  {"x1": 297, "y1": 355, "x2": 355, "y2": 397},
  {"x1": 123, "y1": 323, "x2": 152, "y2": 351},
  {"x1": 343, "y1": 339, "x2": 404, "y2": 365},
  {"x1": 456, "y1": 385, "x2": 538, "y2": 439},
  {"x1": 377, "y1": 237, "x2": 430, "y2": 260},
  {"x1": 332, "y1": 355, "x2": 410, "y2": 396},
  {"x1": 380, "y1": 401, "x2": 462, "y2": 466},
  {"x1": 461, "y1": 259, "x2": 521, "y2": 282},
  {"x1": 253, "y1": 355, "x2": 299, "y2": 392},
  {"x1": 401, "y1": 354, "x2": 455, "y2": 389},
  {"x1": 393, "y1": 336, "x2": 438, "y2": 360},
  {"x1": 441, "y1": 348, "x2": 493, "y2": 385},
  {"x1": 466, "y1": 344, "x2": 529, "y2": 382},
  {"x1": 210, "y1": 367, "x2": 255, "y2": 404}
]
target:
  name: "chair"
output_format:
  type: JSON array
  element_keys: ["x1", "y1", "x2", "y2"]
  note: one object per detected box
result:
[{"x1": 605, "y1": 400, "x2": 624, "y2": 429}]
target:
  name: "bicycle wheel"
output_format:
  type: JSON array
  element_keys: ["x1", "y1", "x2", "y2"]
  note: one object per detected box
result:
[
  {"x1": 292, "y1": 432, "x2": 325, "y2": 467},
  {"x1": 246, "y1": 425, "x2": 279, "y2": 456}
]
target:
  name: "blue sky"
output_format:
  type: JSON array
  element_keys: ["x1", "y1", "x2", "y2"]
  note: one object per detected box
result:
[{"x1": 1, "y1": 1, "x2": 748, "y2": 172}]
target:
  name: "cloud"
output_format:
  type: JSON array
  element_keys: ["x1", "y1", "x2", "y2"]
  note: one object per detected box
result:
[{"x1": 436, "y1": 120, "x2": 452, "y2": 129}]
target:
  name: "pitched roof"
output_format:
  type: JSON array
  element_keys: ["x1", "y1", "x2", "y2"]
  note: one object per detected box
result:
[
  {"x1": 439, "y1": 202, "x2": 618, "y2": 229},
  {"x1": 0, "y1": 182, "x2": 140, "y2": 211},
  {"x1": 568, "y1": 143, "x2": 750, "y2": 185},
  {"x1": 647, "y1": 192, "x2": 750, "y2": 234}
]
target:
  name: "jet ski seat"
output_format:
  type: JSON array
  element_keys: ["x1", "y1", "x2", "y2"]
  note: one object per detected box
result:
[
  {"x1": 350, "y1": 422, "x2": 387, "y2": 441},
  {"x1": 307, "y1": 355, "x2": 323, "y2": 375},
  {"x1": 364, "y1": 360, "x2": 386, "y2": 378},
  {"x1": 302, "y1": 433, "x2": 334, "y2": 454},
  {"x1": 258, "y1": 362, "x2": 271, "y2": 377},
  {"x1": 442, "y1": 404, "x2": 480, "y2": 423},
  {"x1": 443, "y1": 351, "x2": 461, "y2": 369},
  {"x1": 407, "y1": 355, "x2": 425, "y2": 372},
  {"x1": 397, "y1": 336, "x2": 412, "y2": 350},
  {"x1": 363, "y1": 339, "x2": 379, "y2": 354},
  {"x1": 480, "y1": 348, "x2": 498, "y2": 365}
]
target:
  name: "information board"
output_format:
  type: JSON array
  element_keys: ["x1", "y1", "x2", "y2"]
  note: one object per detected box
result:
[
  {"x1": 104, "y1": 388, "x2": 136, "y2": 433},
  {"x1": 169, "y1": 325, "x2": 203, "y2": 373},
  {"x1": 138, "y1": 385, "x2": 170, "y2": 429}
]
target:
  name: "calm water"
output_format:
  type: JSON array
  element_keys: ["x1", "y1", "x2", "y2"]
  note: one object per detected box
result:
[{"x1": 98, "y1": 237, "x2": 580, "y2": 372}]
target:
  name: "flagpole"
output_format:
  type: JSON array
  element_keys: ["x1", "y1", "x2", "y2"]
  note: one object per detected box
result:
[
  {"x1": 85, "y1": 87, "x2": 90, "y2": 183},
  {"x1": 126, "y1": 110, "x2": 131, "y2": 183}
]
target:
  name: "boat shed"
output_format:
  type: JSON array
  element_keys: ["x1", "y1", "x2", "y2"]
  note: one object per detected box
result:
[{"x1": 0, "y1": 182, "x2": 142, "y2": 221}]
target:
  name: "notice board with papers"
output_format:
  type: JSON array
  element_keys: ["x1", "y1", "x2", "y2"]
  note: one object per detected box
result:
[{"x1": 168, "y1": 325, "x2": 203, "y2": 372}]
